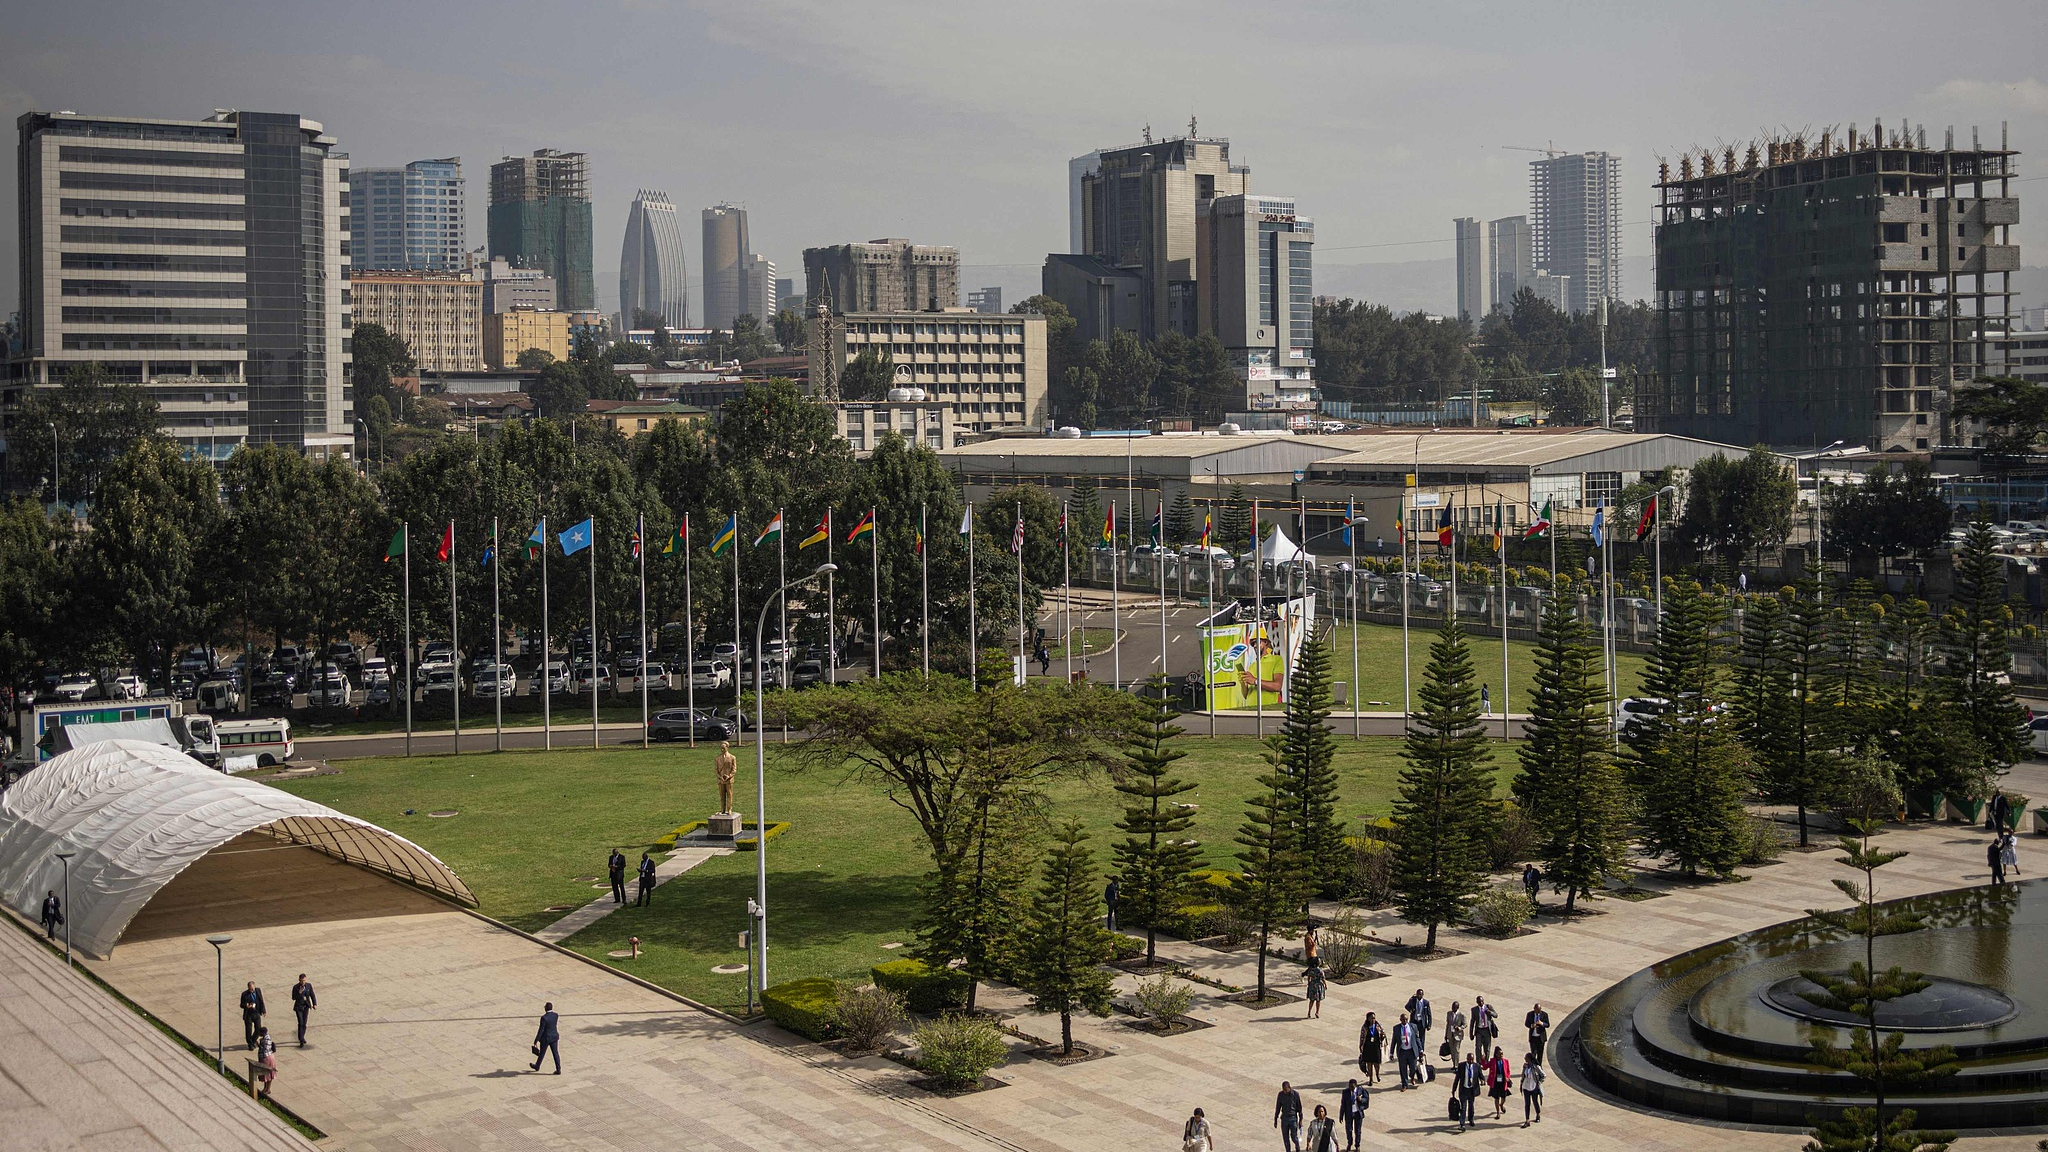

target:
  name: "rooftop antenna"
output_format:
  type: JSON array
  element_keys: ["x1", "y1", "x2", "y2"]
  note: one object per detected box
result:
[
  {"x1": 1142, "y1": 123, "x2": 1152, "y2": 144},
  {"x1": 1189, "y1": 114, "x2": 1198, "y2": 138}
]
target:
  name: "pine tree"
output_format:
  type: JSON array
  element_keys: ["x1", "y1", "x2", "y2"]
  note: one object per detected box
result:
[
  {"x1": 1281, "y1": 636, "x2": 1347, "y2": 897},
  {"x1": 1072, "y1": 480, "x2": 1102, "y2": 548},
  {"x1": 1758, "y1": 585, "x2": 1846, "y2": 846},
  {"x1": 1820, "y1": 582, "x2": 1886, "y2": 748},
  {"x1": 1729, "y1": 590, "x2": 1787, "y2": 748},
  {"x1": 1165, "y1": 490, "x2": 1197, "y2": 547},
  {"x1": 1933, "y1": 516, "x2": 2029, "y2": 798},
  {"x1": 1626, "y1": 579, "x2": 1751, "y2": 878},
  {"x1": 1017, "y1": 821, "x2": 1119, "y2": 1056},
  {"x1": 1514, "y1": 593, "x2": 1628, "y2": 915},
  {"x1": 1113, "y1": 679, "x2": 1200, "y2": 965},
  {"x1": 1219, "y1": 483, "x2": 1254, "y2": 554},
  {"x1": 914, "y1": 784, "x2": 1035, "y2": 1011},
  {"x1": 1225, "y1": 742, "x2": 1308, "y2": 1001},
  {"x1": 1391, "y1": 618, "x2": 1496, "y2": 951}
]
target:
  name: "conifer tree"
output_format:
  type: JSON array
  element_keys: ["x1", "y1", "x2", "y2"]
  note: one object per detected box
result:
[
  {"x1": 1729, "y1": 590, "x2": 1787, "y2": 746},
  {"x1": 1391, "y1": 618, "x2": 1495, "y2": 951},
  {"x1": 1820, "y1": 582, "x2": 1886, "y2": 747},
  {"x1": 1113, "y1": 679, "x2": 1200, "y2": 965},
  {"x1": 1514, "y1": 593, "x2": 1627, "y2": 915},
  {"x1": 1626, "y1": 579, "x2": 1751, "y2": 877},
  {"x1": 1165, "y1": 490, "x2": 1197, "y2": 547},
  {"x1": 1226, "y1": 741, "x2": 1308, "y2": 1000},
  {"x1": 1017, "y1": 821, "x2": 1118, "y2": 1055},
  {"x1": 1071, "y1": 480, "x2": 1102, "y2": 547},
  {"x1": 1933, "y1": 517, "x2": 2029, "y2": 798},
  {"x1": 1281, "y1": 636, "x2": 1347, "y2": 897},
  {"x1": 1218, "y1": 483, "x2": 1255, "y2": 554},
  {"x1": 1759, "y1": 585, "x2": 1846, "y2": 846}
]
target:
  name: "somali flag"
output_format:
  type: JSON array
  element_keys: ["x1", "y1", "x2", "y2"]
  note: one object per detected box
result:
[{"x1": 559, "y1": 517, "x2": 593, "y2": 556}]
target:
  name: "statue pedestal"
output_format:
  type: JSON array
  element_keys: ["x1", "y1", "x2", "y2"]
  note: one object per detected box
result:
[{"x1": 707, "y1": 812, "x2": 742, "y2": 839}]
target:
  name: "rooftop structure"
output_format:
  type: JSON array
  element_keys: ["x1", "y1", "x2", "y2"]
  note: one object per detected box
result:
[{"x1": 488, "y1": 150, "x2": 593, "y2": 310}]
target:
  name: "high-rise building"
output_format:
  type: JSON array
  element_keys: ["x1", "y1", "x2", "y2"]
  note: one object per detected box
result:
[
  {"x1": 484, "y1": 308, "x2": 571, "y2": 370},
  {"x1": 1067, "y1": 151, "x2": 1099, "y2": 254},
  {"x1": 701, "y1": 203, "x2": 750, "y2": 330},
  {"x1": 8, "y1": 108, "x2": 352, "y2": 461},
  {"x1": 1529, "y1": 151, "x2": 1622, "y2": 314},
  {"x1": 618, "y1": 190, "x2": 688, "y2": 330},
  {"x1": 1071, "y1": 132, "x2": 1249, "y2": 340},
  {"x1": 1199, "y1": 195, "x2": 1315, "y2": 409},
  {"x1": 1646, "y1": 126, "x2": 2019, "y2": 451},
  {"x1": 482, "y1": 258, "x2": 556, "y2": 313},
  {"x1": 350, "y1": 270, "x2": 483, "y2": 372},
  {"x1": 488, "y1": 150, "x2": 593, "y2": 311},
  {"x1": 742, "y1": 255, "x2": 777, "y2": 324},
  {"x1": 804, "y1": 239, "x2": 959, "y2": 314},
  {"x1": 775, "y1": 277, "x2": 797, "y2": 312},
  {"x1": 808, "y1": 310, "x2": 1047, "y2": 437},
  {"x1": 967, "y1": 287, "x2": 1003, "y2": 314},
  {"x1": 350, "y1": 157, "x2": 464, "y2": 272},
  {"x1": 1454, "y1": 215, "x2": 1531, "y2": 321}
]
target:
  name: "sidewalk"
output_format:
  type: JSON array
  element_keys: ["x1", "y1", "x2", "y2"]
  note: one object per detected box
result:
[{"x1": 534, "y1": 845, "x2": 734, "y2": 943}]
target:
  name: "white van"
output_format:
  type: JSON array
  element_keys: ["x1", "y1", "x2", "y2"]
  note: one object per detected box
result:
[{"x1": 216, "y1": 717, "x2": 294, "y2": 769}]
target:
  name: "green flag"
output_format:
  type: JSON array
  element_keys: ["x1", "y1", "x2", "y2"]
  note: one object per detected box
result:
[{"x1": 383, "y1": 526, "x2": 405, "y2": 564}]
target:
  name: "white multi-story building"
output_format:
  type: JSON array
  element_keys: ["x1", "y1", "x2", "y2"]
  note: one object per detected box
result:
[
  {"x1": 350, "y1": 157, "x2": 464, "y2": 273},
  {"x1": 808, "y1": 309, "x2": 1047, "y2": 441},
  {"x1": 744, "y1": 254, "x2": 777, "y2": 323},
  {"x1": 618, "y1": 190, "x2": 688, "y2": 330},
  {"x1": 1530, "y1": 151, "x2": 1622, "y2": 315},
  {"x1": 481, "y1": 257, "x2": 556, "y2": 314},
  {"x1": 350, "y1": 270, "x2": 482, "y2": 372},
  {"x1": 1454, "y1": 214, "x2": 1531, "y2": 321},
  {"x1": 7, "y1": 108, "x2": 352, "y2": 462},
  {"x1": 1200, "y1": 195, "x2": 1315, "y2": 409}
]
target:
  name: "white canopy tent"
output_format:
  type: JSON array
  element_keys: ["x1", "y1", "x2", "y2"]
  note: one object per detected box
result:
[
  {"x1": 1241, "y1": 524, "x2": 1314, "y2": 567},
  {"x1": 0, "y1": 739, "x2": 474, "y2": 958}
]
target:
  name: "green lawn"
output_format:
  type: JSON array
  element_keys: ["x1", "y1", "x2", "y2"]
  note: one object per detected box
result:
[
  {"x1": 1318, "y1": 620, "x2": 1649, "y2": 708},
  {"x1": 275, "y1": 733, "x2": 1522, "y2": 1011}
]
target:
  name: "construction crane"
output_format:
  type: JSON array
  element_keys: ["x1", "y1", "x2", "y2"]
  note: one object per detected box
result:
[{"x1": 1501, "y1": 143, "x2": 1568, "y2": 157}]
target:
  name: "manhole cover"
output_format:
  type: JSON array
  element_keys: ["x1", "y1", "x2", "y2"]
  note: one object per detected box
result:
[
  {"x1": 711, "y1": 963, "x2": 748, "y2": 975},
  {"x1": 428, "y1": 810, "x2": 459, "y2": 818}
]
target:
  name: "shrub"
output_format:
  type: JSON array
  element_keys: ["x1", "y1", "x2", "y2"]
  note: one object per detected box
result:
[
  {"x1": 760, "y1": 977, "x2": 838, "y2": 1040},
  {"x1": 1345, "y1": 838, "x2": 1396, "y2": 906},
  {"x1": 912, "y1": 1014, "x2": 1009, "y2": 1087},
  {"x1": 1467, "y1": 886, "x2": 1535, "y2": 937},
  {"x1": 1132, "y1": 974, "x2": 1195, "y2": 1029},
  {"x1": 1319, "y1": 910, "x2": 1373, "y2": 979},
  {"x1": 872, "y1": 958, "x2": 972, "y2": 1014},
  {"x1": 1486, "y1": 800, "x2": 1539, "y2": 872},
  {"x1": 1110, "y1": 933, "x2": 1146, "y2": 960},
  {"x1": 827, "y1": 983, "x2": 905, "y2": 1052},
  {"x1": 1740, "y1": 816, "x2": 1788, "y2": 866},
  {"x1": 1210, "y1": 906, "x2": 1255, "y2": 946}
]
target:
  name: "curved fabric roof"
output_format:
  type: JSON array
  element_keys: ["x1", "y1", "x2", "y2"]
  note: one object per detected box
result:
[{"x1": 0, "y1": 739, "x2": 474, "y2": 958}]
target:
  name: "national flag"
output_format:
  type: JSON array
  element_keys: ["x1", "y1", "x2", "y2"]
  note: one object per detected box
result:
[
  {"x1": 558, "y1": 517, "x2": 593, "y2": 556},
  {"x1": 481, "y1": 523, "x2": 496, "y2": 568},
  {"x1": 662, "y1": 518, "x2": 686, "y2": 555},
  {"x1": 1011, "y1": 515, "x2": 1025, "y2": 555},
  {"x1": 847, "y1": 509, "x2": 876, "y2": 542},
  {"x1": 958, "y1": 505, "x2": 973, "y2": 538},
  {"x1": 753, "y1": 511, "x2": 783, "y2": 548},
  {"x1": 1436, "y1": 503, "x2": 1453, "y2": 549},
  {"x1": 1057, "y1": 505, "x2": 1068, "y2": 549},
  {"x1": 1492, "y1": 497, "x2": 1504, "y2": 552},
  {"x1": 1200, "y1": 510, "x2": 1212, "y2": 548},
  {"x1": 1342, "y1": 498, "x2": 1356, "y2": 548},
  {"x1": 384, "y1": 526, "x2": 405, "y2": 564},
  {"x1": 1100, "y1": 504, "x2": 1115, "y2": 547},
  {"x1": 1636, "y1": 495, "x2": 1658, "y2": 542},
  {"x1": 527, "y1": 520, "x2": 545, "y2": 559},
  {"x1": 436, "y1": 522, "x2": 454, "y2": 564},
  {"x1": 1590, "y1": 505, "x2": 1606, "y2": 548},
  {"x1": 800, "y1": 511, "x2": 830, "y2": 550},
  {"x1": 709, "y1": 513, "x2": 738, "y2": 556},
  {"x1": 1523, "y1": 499, "x2": 1552, "y2": 540},
  {"x1": 631, "y1": 529, "x2": 642, "y2": 560},
  {"x1": 1396, "y1": 498, "x2": 1406, "y2": 547},
  {"x1": 915, "y1": 524, "x2": 925, "y2": 555},
  {"x1": 1148, "y1": 508, "x2": 1161, "y2": 547}
]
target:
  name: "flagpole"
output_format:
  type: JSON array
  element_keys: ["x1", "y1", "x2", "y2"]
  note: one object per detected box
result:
[
  {"x1": 825, "y1": 511, "x2": 836, "y2": 686},
  {"x1": 449, "y1": 520, "x2": 460, "y2": 756},
  {"x1": 1400, "y1": 493, "x2": 1411, "y2": 716},
  {"x1": 871, "y1": 506, "x2": 882, "y2": 679},
  {"x1": 1602, "y1": 507, "x2": 1616, "y2": 745},
  {"x1": 1205, "y1": 500, "x2": 1216, "y2": 739},
  {"x1": 1110, "y1": 499, "x2": 1121, "y2": 692},
  {"x1": 403, "y1": 521, "x2": 412, "y2": 757},
  {"x1": 684, "y1": 513, "x2": 694, "y2": 748},
  {"x1": 639, "y1": 513, "x2": 649, "y2": 750},
  {"x1": 967, "y1": 503, "x2": 978, "y2": 684},
  {"x1": 1499, "y1": 501, "x2": 1510, "y2": 742},
  {"x1": 1251, "y1": 497, "x2": 1262, "y2": 738},
  {"x1": 777, "y1": 509, "x2": 787, "y2": 744},
  {"x1": 1156, "y1": 507, "x2": 1166, "y2": 694},
  {"x1": 1350, "y1": 503, "x2": 1360, "y2": 739},
  {"x1": 541, "y1": 516, "x2": 551, "y2": 751},
  {"x1": 1016, "y1": 511, "x2": 1026, "y2": 685},
  {"x1": 494, "y1": 516, "x2": 503, "y2": 753},
  {"x1": 1653, "y1": 493, "x2": 1665, "y2": 622},
  {"x1": 1061, "y1": 501, "x2": 1071, "y2": 685},
  {"x1": 731, "y1": 517, "x2": 742, "y2": 732},
  {"x1": 920, "y1": 503, "x2": 930, "y2": 679},
  {"x1": 590, "y1": 520, "x2": 599, "y2": 750}
]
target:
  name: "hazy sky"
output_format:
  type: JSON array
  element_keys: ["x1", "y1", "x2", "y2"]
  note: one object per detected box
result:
[{"x1": 4, "y1": 0, "x2": 2043, "y2": 319}]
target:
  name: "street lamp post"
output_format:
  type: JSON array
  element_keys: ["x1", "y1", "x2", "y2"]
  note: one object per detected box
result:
[
  {"x1": 1812, "y1": 440, "x2": 1844, "y2": 600},
  {"x1": 752, "y1": 561, "x2": 836, "y2": 991},
  {"x1": 48, "y1": 421, "x2": 59, "y2": 510},
  {"x1": 205, "y1": 934, "x2": 233, "y2": 1073},
  {"x1": 53, "y1": 851, "x2": 74, "y2": 967}
]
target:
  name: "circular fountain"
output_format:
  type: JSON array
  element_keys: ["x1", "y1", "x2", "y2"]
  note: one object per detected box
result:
[{"x1": 1570, "y1": 880, "x2": 2048, "y2": 1129}]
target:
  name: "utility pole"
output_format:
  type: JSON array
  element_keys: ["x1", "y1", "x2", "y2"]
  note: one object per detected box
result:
[{"x1": 1598, "y1": 297, "x2": 1610, "y2": 429}]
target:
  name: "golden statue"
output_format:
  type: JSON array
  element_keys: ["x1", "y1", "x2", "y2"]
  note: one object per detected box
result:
[{"x1": 714, "y1": 741, "x2": 737, "y2": 814}]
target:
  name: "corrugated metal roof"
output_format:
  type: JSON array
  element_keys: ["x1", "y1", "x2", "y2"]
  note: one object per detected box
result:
[
  {"x1": 1312, "y1": 430, "x2": 1766, "y2": 472},
  {"x1": 940, "y1": 433, "x2": 1355, "y2": 460}
]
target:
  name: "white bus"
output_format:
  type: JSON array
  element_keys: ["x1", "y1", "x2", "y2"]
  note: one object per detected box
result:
[{"x1": 215, "y1": 717, "x2": 295, "y2": 769}]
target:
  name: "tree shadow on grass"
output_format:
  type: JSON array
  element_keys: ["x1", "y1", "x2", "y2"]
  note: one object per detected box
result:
[{"x1": 562, "y1": 869, "x2": 921, "y2": 953}]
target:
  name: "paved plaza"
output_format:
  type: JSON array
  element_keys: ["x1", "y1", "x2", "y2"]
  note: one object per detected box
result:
[{"x1": 47, "y1": 763, "x2": 2048, "y2": 1151}]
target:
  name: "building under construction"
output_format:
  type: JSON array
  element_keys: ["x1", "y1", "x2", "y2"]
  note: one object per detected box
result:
[{"x1": 1643, "y1": 123, "x2": 2019, "y2": 452}]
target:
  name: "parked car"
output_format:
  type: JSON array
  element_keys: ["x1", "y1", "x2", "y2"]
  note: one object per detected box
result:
[
  {"x1": 531, "y1": 662, "x2": 571, "y2": 696},
  {"x1": 790, "y1": 660, "x2": 825, "y2": 689},
  {"x1": 365, "y1": 681, "x2": 394, "y2": 707},
  {"x1": 2031, "y1": 716, "x2": 2048, "y2": 758},
  {"x1": 197, "y1": 677, "x2": 243, "y2": 713},
  {"x1": 647, "y1": 708, "x2": 734, "y2": 743},
  {"x1": 307, "y1": 666, "x2": 352, "y2": 707},
  {"x1": 52, "y1": 674, "x2": 96, "y2": 702},
  {"x1": 253, "y1": 674, "x2": 293, "y2": 708},
  {"x1": 689, "y1": 662, "x2": 732, "y2": 691},
  {"x1": 623, "y1": 663, "x2": 670, "y2": 693},
  {"x1": 360, "y1": 657, "x2": 391, "y2": 687},
  {"x1": 418, "y1": 667, "x2": 458, "y2": 702},
  {"x1": 1617, "y1": 696, "x2": 1666, "y2": 736},
  {"x1": 171, "y1": 672, "x2": 198, "y2": 700},
  {"x1": 711, "y1": 641, "x2": 739, "y2": 662},
  {"x1": 573, "y1": 664, "x2": 613, "y2": 693},
  {"x1": 714, "y1": 705, "x2": 759, "y2": 732},
  {"x1": 473, "y1": 662, "x2": 516, "y2": 699}
]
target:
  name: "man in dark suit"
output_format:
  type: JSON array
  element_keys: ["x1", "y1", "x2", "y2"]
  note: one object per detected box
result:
[
  {"x1": 607, "y1": 848, "x2": 627, "y2": 904},
  {"x1": 40, "y1": 891, "x2": 61, "y2": 939},
  {"x1": 291, "y1": 974, "x2": 317, "y2": 1047},
  {"x1": 240, "y1": 981, "x2": 266, "y2": 1049},
  {"x1": 1104, "y1": 876, "x2": 1120, "y2": 930},
  {"x1": 1526, "y1": 1003, "x2": 1551, "y2": 1065},
  {"x1": 531, "y1": 1002, "x2": 561, "y2": 1073},
  {"x1": 1405, "y1": 988, "x2": 1433, "y2": 1056},
  {"x1": 635, "y1": 853, "x2": 656, "y2": 906},
  {"x1": 1392, "y1": 1012, "x2": 1420, "y2": 1089}
]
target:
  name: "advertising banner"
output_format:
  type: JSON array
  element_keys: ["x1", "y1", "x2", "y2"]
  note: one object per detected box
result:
[{"x1": 1199, "y1": 593, "x2": 1315, "y2": 711}]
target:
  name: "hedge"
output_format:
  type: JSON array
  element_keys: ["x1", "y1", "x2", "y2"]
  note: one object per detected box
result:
[
  {"x1": 650, "y1": 820, "x2": 792, "y2": 853},
  {"x1": 761, "y1": 977, "x2": 838, "y2": 1040},
  {"x1": 871, "y1": 958, "x2": 972, "y2": 1014}
]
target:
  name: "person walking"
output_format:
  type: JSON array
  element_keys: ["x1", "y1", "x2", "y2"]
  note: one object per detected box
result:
[
  {"x1": 2002, "y1": 831, "x2": 2021, "y2": 878},
  {"x1": 1358, "y1": 1012, "x2": 1386, "y2": 1084},
  {"x1": 253, "y1": 1026, "x2": 277, "y2": 1098},
  {"x1": 290, "y1": 974, "x2": 316, "y2": 1047},
  {"x1": 1391, "y1": 1012, "x2": 1419, "y2": 1089},
  {"x1": 1487, "y1": 1046, "x2": 1513, "y2": 1119},
  {"x1": 1991, "y1": 789, "x2": 2012, "y2": 833},
  {"x1": 1520, "y1": 1050, "x2": 1546, "y2": 1126},
  {"x1": 1105, "y1": 876, "x2": 1120, "y2": 931},
  {"x1": 1525, "y1": 1004, "x2": 1551, "y2": 1065},
  {"x1": 39, "y1": 890, "x2": 61, "y2": 939},
  {"x1": 1481, "y1": 683, "x2": 1491, "y2": 715},
  {"x1": 1304, "y1": 963, "x2": 1327, "y2": 1019},
  {"x1": 1338, "y1": 1078, "x2": 1369, "y2": 1151},
  {"x1": 608, "y1": 848, "x2": 628, "y2": 904},
  {"x1": 1471, "y1": 996, "x2": 1496, "y2": 1063},
  {"x1": 1453, "y1": 1053, "x2": 1483, "y2": 1130},
  {"x1": 530, "y1": 1001, "x2": 561, "y2": 1073},
  {"x1": 1304, "y1": 1104, "x2": 1338, "y2": 1152},
  {"x1": 239, "y1": 981, "x2": 266, "y2": 1050},
  {"x1": 635, "y1": 852, "x2": 656, "y2": 907},
  {"x1": 1441, "y1": 1000, "x2": 1465, "y2": 1065},
  {"x1": 1273, "y1": 1080, "x2": 1305, "y2": 1152},
  {"x1": 1405, "y1": 989, "x2": 1433, "y2": 1055},
  {"x1": 1301, "y1": 925, "x2": 1320, "y2": 968},
  {"x1": 1181, "y1": 1107, "x2": 1214, "y2": 1152},
  {"x1": 1989, "y1": 835, "x2": 2007, "y2": 886},
  {"x1": 1522, "y1": 862, "x2": 1542, "y2": 907}
]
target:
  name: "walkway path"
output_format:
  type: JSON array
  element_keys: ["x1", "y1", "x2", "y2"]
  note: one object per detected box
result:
[{"x1": 533, "y1": 844, "x2": 732, "y2": 944}]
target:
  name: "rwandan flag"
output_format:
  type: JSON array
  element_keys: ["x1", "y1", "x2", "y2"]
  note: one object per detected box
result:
[
  {"x1": 1341, "y1": 498, "x2": 1356, "y2": 547},
  {"x1": 753, "y1": 510, "x2": 783, "y2": 548},
  {"x1": 527, "y1": 520, "x2": 545, "y2": 559},
  {"x1": 710, "y1": 513, "x2": 738, "y2": 556},
  {"x1": 800, "y1": 511, "x2": 830, "y2": 550},
  {"x1": 847, "y1": 509, "x2": 876, "y2": 542}
]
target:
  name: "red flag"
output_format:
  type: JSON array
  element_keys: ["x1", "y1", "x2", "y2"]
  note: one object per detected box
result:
[
  {"x1": 1635, "y1": 495, "x2": 1658, "y2": 542},
  {"x1": 436, "y1": 522, "x2": 453, "y2": 563}
]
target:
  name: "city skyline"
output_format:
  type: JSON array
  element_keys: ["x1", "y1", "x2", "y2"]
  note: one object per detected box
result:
[{"x1": 0, "y1": 1, "x2": 2043, "y2": 321}]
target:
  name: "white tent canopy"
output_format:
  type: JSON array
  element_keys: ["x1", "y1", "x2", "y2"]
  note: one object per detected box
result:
[
  {"x1": 0, "y1": 739, "x2": 474, "y2": 958},
  {"x1": 1242, "y1": 525, "x2": 1313, "y2": 566}
]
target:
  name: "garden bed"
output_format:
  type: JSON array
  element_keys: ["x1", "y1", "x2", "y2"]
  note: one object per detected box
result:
[
  {"x1": 1023, "y1": 1042, "x2": 1113, "y2": 1065},
  {"x1": 1374, "y1": 943, "x2": 1468, "y2": 961},
  {"x1": 1220, "y1": 989, "x2": 1303, "y2": 1009},
  {"x1": 904, "y1": 1074, "x2": 1009, "y2": 1096},
  {"x1": 1604, "y1": 886, "x2": 1667, "y2": 901},
  {"x1": 1328, "y1": 969, "x2": 1388, "y2": 985},
  {"x1": 1121, "y1": 1016, "x2": 1216, "y2": 1037}
]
